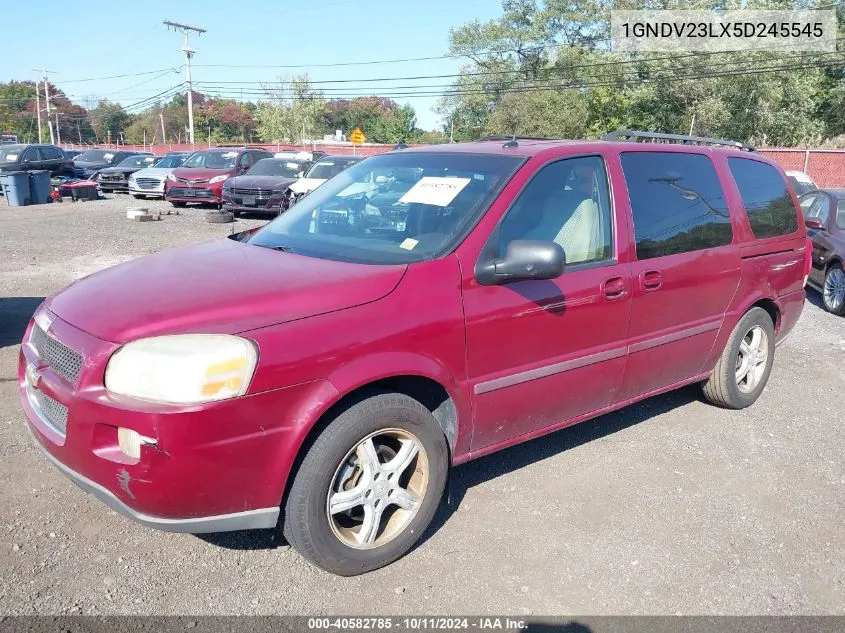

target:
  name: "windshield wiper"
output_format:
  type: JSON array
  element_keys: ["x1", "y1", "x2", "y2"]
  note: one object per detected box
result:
[{"x1": 256, "y1": 244, "x2": 297, "y2": 253}]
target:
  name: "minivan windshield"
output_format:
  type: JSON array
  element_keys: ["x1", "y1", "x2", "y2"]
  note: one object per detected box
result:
[
  {"x1": 247, "y1": 152, "x2": 524, "y2": 264},
  {"x1": 181, "y1": 150, "x2": 238, "y2": 169}
]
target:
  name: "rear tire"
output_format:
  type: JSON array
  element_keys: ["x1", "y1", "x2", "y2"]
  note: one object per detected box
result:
[
  {"x1": 283, "y1": 392, "x2": 449, "y2": 576},
  {"x1": 702, "y1": 307, "x2": 775, "y2": 409},
  {"x1": 822, "y1": 263, "x2": 845, "y2": 316}
]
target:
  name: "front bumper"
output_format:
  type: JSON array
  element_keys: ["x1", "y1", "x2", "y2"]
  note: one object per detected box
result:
[
  {"x1": 128, "y1": 186, "x2": 164, "y2": 198},
  {"x1": 98, "y1": 178, "x2": 129, "y2": 191},
  {"x1": 27, "y1": 424, "x2": 279, "y2": 532},
  {"x1": 165, "y1": 183, "x2": 223, "y2": 203},
  {"x1": 222, "y1": 192, "x2": 288, "y2": 214},
  {"x1": 18, "y1": 309, "x2": 321, "y2": 532}
]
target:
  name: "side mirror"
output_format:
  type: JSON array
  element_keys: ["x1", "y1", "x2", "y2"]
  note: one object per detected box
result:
[
  {"x1": 20, "y1": 160, "x2": 31, "y2": 168},
  {"x1": 476, "y1": 239, "x2": 566, "y2": 286},
  {"x1": 805, "y1": 217, "x2": 824, "y2": 230}
]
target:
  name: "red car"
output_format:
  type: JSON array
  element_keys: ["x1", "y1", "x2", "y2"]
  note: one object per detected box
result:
[
  {"x1": 20, "y1": 131, "x2": 810, "y2": 575},
  {"x1": 164, "y1": 147, "x2": 272, "y2": 207}
]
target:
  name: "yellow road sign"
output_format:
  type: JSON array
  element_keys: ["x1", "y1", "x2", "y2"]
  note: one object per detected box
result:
[{"x1": 349, "y1": 128, "x2": 366, "y2": 145}]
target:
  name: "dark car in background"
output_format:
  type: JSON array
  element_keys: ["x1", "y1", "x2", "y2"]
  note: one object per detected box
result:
[
  {"x1": 0, "y1": 144, "x2": 73, "y2": 177},
  {"x1": 164, "y1": 147, "x2": 272, "y2": 207},
  {"x1": 73, "y1": 149, "x2": 150, "y2": 180},
  {"x1": 97, "y1": 154, "x2": 158, "y2": 193},
  {"x1": 286, "y1": 154, "x2": 364, "y2": 205},
  {"x1": 799, "y1": 189, "x2": 845, "y2": 315},
  {"x1": 62, "y1": 149, "x2": 83, "y2": 160},
  {"x1": 222, "y1": 157, "x2": 311, "y2": 216}
]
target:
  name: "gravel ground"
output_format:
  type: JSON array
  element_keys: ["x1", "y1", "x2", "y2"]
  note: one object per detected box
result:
[{"x1": 0, "y1": 194, "x2": 843, "y2": 616}]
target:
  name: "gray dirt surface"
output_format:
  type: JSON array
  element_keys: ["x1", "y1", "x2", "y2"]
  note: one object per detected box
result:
[{"x1": 0, "y1": 195, "x2": 843, "y2": 615}]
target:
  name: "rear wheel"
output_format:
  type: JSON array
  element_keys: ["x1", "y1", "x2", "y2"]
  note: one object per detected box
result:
[
  {"x1": 822, "y1": 263, "x2": 845, "y2": 316},
  {"x1": 283, "y1": 392, "x2": 448, "y2": 576},
  {"x1": 702, "y1": 307, "x2": 775, "y2": 409}
]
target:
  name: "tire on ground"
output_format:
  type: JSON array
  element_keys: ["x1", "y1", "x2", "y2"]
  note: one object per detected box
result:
[
  {"x1": 283, "y1": 391, "x2": 449, "y2": 576},
  {"x1": 822, "y1": 262, "x2": 845, "y2": 316},
  {"x1": 205, "y1": 211, "x2": 234, "y2": 224},
  {"x1": 702, "y1": 306, "x2": 775, "y2": 409}
]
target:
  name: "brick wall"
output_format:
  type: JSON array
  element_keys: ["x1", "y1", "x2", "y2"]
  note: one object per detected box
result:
[{"x1": 757, "y1": 149, "x2": 845, "y2": 188}]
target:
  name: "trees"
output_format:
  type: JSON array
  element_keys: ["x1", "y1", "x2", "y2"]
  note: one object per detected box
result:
[
  {"x1": 255, "y1": 75, "x2": 326, "y2": 144},
  {"x1": 441, "y1": 0, "x2": 845, "y2": 146}
]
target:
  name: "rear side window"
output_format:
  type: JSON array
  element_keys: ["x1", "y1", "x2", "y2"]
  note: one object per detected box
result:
[
  {"x1": 620, "y1": 152, "x2": 732, "y2": 260},
  {"x1": 728, "y1": 158, "x2": 797, "y2": 238},
  {"x1": 837, "y1": 200, "x2": 845, "y2": 230}
]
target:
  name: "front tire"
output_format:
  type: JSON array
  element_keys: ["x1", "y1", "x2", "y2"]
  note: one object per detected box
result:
[
  {"x1": 702, "y1": 307, "x2": 775, "y2": 409},
  {"x1": 283, "y1": 392, "x2": 449, "y2": 576},
  {"x1": 822, "y1": 263, "x2": 845, "y2": 316},
  {"x1": 170, "y1": 201, "x2": 186, "y2": 208}
]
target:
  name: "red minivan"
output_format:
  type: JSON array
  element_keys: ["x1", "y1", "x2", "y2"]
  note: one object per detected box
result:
[
  {"x1": 164, "y1": 147, "x2": 272, "y2": 207},
  {"x1": 19, "y1": 131, "x2": 811, "y2": 575}
]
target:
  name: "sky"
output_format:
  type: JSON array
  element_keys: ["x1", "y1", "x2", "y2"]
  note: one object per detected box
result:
[{"x1": 4, "y1": 0, "x2": 505, "y2": 132}]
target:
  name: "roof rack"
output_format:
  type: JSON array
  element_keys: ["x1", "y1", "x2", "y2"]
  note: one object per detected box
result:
[
  {"x1": 476, "y1": 135, "x2": 560, "y2": 142},
  {"x1": 602, "y1": 130, "x2": 755, "y2": 152}
]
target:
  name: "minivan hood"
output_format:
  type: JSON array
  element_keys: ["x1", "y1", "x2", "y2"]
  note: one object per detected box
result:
[
  {"x1": 172, "y1": 167, "x2": 232, "y2": 180},
  {"x1": 47, "y1": 239, "x2": 406, "y2": 343}
]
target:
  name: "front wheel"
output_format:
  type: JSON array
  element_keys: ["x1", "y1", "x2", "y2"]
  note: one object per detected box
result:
[
  {"x1": 702, "y1": 307, "x2": 775, "y2": 409},
  {"x1": 283, "y1": 392, "x2": 449, "y2": 576},
  {"x1": 822, "y1": 263, "x2": 845, "y2": 316},
  {"x1": 170, "y1": 201, "x2": 186, "y2": 208}
]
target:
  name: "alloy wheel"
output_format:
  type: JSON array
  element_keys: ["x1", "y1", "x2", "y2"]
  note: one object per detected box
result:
[
  {"x1": 326, "y1": 428, "x2": 428, "y2": 550},
  {"x1": 823, "y1": 266, "x2": 845, "y2": 313},
  {"x1": 735, "y1": 325, "x2": 769, "y2": 393}
]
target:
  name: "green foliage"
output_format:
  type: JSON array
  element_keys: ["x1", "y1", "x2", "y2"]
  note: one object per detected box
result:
[{"x1": 442, "y1": 0, "x2": 845, "y2": 147}]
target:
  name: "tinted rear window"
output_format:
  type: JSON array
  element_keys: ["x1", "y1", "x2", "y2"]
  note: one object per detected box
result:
[
  {"x1": 729, "y1": 158, "x2": 797, "y2": 238},
  {"x1": 620, "y1": 152, "x2": 732, "y2": 260}
]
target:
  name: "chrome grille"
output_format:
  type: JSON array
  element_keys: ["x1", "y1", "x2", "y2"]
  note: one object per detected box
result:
[
  {"x1": 99, "y1": 174, "x2": 123, "y2": 182},
  {"x1": 176, "y1": 177, "x2": 209, "y2": 184},
  {"x1": 135, "y1": 178, "x2": 161, "y2": 189},
  {"x1": 231, "y1": 188, "x2": 272, "y2": 196},
  {"x1": 30, "y1": 324, "x2": 83, "y2": 382},
  {"x1": 168, "y1": 187, "x2": 215, "y2": 198},
  {"x1": 30, "y1": 388, "x2": 68, "y2": 435}
]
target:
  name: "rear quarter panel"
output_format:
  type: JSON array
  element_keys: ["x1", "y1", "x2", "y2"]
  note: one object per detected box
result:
[{"x1": 699, "y1": 153, "x2": 807, "y2": 371}]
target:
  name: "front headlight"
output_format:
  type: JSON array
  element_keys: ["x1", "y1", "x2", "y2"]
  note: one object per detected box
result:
[
  {"x1": 104, "y1": 334, "x2": 258, "y2": 404},
  {"x1": 209, "y1": 174, "x2": 229, "y2": 184},
  {"x1": 166, "y1": 173, "x2": 177, "y2": 182}
]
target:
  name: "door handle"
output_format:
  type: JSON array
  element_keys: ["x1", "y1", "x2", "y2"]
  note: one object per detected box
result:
[
  {"x1": 601, "y1": 276, "x2": 628, "y2": 300},
  {"x1": 639, "y1": 270, "x2": 663, "y2": 292}
]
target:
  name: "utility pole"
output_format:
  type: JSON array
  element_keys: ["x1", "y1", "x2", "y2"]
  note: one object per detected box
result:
[
  {"x1": 159, "y1": 110, "x2": 167, "y2": 144},
  {"x1": 35, "y1": 68, "x2": 57, "y2": 145},
  {"x1": 164, "y1": 20, "x2": 206, "y2": 146},
  {"x1": 35, "y1": 82, "x2": 42, "y2": 144},
  {"x1": 55, "y1": 113, "x2": 61, "y2": 145}
]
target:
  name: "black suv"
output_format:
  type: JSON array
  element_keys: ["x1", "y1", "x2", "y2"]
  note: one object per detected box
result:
[
  {"x1": 0, "y1": 144, "x2": 73, "y2": 177},
  {"x1": 72, "y1": 149, "x2": 151, "y2": 179}
]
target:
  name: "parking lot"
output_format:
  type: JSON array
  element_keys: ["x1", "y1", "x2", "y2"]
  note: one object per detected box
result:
[{"x1": 1, "y1": 196, "x2": 844, "y2": 615}]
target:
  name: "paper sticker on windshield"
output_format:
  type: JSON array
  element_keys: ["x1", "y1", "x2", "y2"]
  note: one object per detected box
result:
[
  {"x1": 399, "y1": 177, "x2": 471, "y2": 207},
  {"x1": 3, "y1": 154, "x2": 18, "y2": 161},
  {"x1": 103, "y1": 153, "x2": 114, "y2": 160},
  {"x1": 222, "y1": 152, "x2": 238, "y2": 158},
  {"x1": 400, "y1": 238, "x2": 418, "y2": 250}
]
